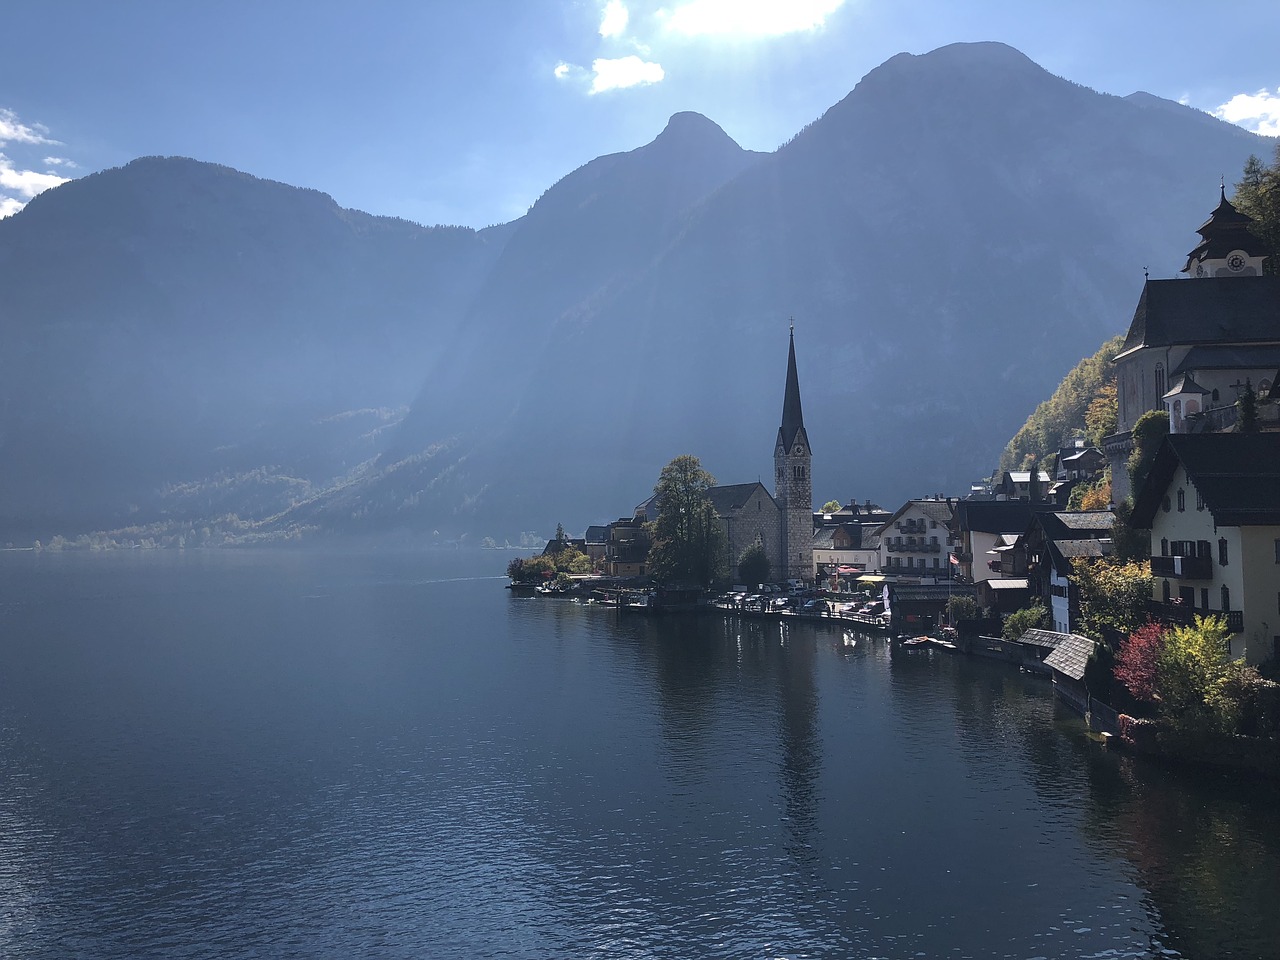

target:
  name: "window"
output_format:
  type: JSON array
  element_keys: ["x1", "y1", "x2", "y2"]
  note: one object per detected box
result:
[
  {"x1": 1177, "y1": 489, "x2": 1185, "y2": 512},
  {"x1": 1212, "y1": 388, "x2": 1220, "y2": 402},
  {"x1": 1196, "y1": 490, "x2": 1204, "y2": 511},
  {"x1": 1219, "y1": 538, "x2": 1229, "y2": 566},
  {"x1": 1162, "y1": 580, "x2": 1171, "y2": 602},
  {"x1": 1155, "y1": 363, "x2": 1165, "y2": 400},
  {"x1": 1221, "y1": 584, "x2": 1231, "y2": 612},
  {"x1": 1201, "y1": 588, "x2": 1209, "y2": 610},
  {"x1": 930, "y1": 520, "x2": 937, "y2": 529},
  {"x1": 1161, "y1": 538, "x2": 1169, "y2": 556}
]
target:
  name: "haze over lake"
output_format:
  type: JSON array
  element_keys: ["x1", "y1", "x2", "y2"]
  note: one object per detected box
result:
[{"x1": 3, "y1": 548, "x2": 1278, "y2": 958}]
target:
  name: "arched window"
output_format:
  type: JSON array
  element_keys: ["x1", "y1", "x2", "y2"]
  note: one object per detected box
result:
[
  {"x1": 1212, "y1": 388, "x2": 1220, "y2": 402},
  {"x1": 1219, "y1": 538, "x2": 1229, "y2": 566},
  {"x1": 1221, "y1": 584, "x2": 1231, "y2": 612},
  {"x1": 1177, "y1": 489, "x2": 1185, "y2": 512},
  {"x1": 1161, "y1": 538, "x2": 1169, "y2": 556},
  {"x1": 1154, "y1": 364, "x2": 1166, "y2": 400}
]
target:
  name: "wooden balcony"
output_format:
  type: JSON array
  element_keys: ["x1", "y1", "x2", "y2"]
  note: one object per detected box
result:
[
  {"x1": 1146, "y1": 599, "x2": 1242, "y2": 633},
  {"x1": 1150, "y1": 554, "x2": 1213, "y2": 580}
]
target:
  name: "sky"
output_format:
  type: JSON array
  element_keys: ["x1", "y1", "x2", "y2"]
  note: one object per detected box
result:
[{"x1": 2, "y1": 0, "x2": 1278, "y2": 227}]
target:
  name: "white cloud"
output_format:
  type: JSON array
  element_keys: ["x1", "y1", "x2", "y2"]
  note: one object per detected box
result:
[
  {"x1": 590, "y1": 55, "x2": 665, "y2": 93},
  {"x1": 600, "y1": 0, "x2": 629, "y2": 38},
  {"x1": 0, "y1": 109, "x2": 73, "y2": 218},
  {"x1": 1214, "y1": 88, "x2": 1280, "y2": 136},
  {"x1": 0, "y1": 154, "x2": 70, "y2": 199},
  {"x1": 0, "y1": 107, "x2": 58, "y2": 146},
  {"x1": 554, "y1": 61, "x2": 572, "y2": 79},
  {"x1": 658, "y1": 0, "x2": 844, "y2": 37}
]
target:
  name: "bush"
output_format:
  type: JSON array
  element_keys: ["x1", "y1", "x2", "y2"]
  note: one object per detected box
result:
[{"x1": 1002, "y1": 603, "x2": 1049, "y2": 641}]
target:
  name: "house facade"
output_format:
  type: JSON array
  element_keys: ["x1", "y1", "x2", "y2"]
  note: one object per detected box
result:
[
  {"x1": 1132, "y1": 433, "x2": 1280, "y2": 665},
  {"x1": 878, "y1": 499, "x2": 956, "y2": 579}
]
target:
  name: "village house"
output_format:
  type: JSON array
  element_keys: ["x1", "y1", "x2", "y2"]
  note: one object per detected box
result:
[
  {"x1": 1131, "y1": 432, "x2": 1280, "y2": 665},
  {"x1": 877, "y1": 498, "x2": 957, "y2": 580}
]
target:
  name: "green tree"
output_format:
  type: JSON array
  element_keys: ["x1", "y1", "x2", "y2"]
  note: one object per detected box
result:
[
  {"x1": 1238, "y1": 379, "x2": 1259, "y2": 433},
  {"x1": 1085, "y1": 382, "x2": 1118, "y2": 447},
  {"x1": 1157, "y1": 615, "x2": 1239, "y2": 731},
  {"x1": 738, "y1": 540, "x2": 771, "y2": 586},
  {"x1": 646, "y1": 455, "x2": 728, "y2": 588},
  {"x1": 1110, "y1": 498, "x2": 1148, "y2": 563},
  {"x1": 1234, "y1": 145, "x2": 1280, "y2": 274},
  {"x1": 1072, "y1": 557, "x2": 1153, "y2": 645},
  {"x1": 1126, "y1": 409, "x2": 1169, "y2": 497},
  {"x1": 820, "y1": 500, "x2": 842, "y2": 514},
  {"x1": 1002, "y1": 602, "x2": 1049, "y2": 641},
  {"x1": 946, "y1": 594, "x2": 979, "y2": 623}
]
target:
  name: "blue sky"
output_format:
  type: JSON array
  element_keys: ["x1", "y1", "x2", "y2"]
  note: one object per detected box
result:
[{"x1": 2, "y1": 0, "x2": 1278, "y2": 227}]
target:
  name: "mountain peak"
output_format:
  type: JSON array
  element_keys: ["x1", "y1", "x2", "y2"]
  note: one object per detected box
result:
[{"x1": 651, "y1": 111, "x2": 742, "y2": 152}]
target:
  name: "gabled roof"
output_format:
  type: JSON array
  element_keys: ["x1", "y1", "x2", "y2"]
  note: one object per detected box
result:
[
  {"x1": 707, "y1": 482, "x2": 774, "y2": 516},
  {"x1": 954, "y1": 499, "x2": 1033, "y2": 534},
  {"x1": 1048, "y1": 511, "x2": 1114, "y2": 533},
  {"x1": 1117, "y1": 276, "x2": 1280, "y2": 356},
  {"x1": 877, "y1": 498, "x2": 955, "y2": 533},
  {"x1": 1132, "y1": 433, "x2": 1280, "y2": 527},
  {"x1": 1042, "y1": 633, "x2": 1098, "y2": 681}
]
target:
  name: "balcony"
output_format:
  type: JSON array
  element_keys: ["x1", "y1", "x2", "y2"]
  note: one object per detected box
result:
[
  {"x1": 1150, "y1": 554, "x2": 1213, "y2": 580},
  {"x1": 1146, "y1": 599, "x2": 1243, "y2": 633}
]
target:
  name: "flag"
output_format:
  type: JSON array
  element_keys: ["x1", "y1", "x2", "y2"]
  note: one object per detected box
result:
[{"x1": 949, "y1": 553, "x2": 959, "y2": 566}]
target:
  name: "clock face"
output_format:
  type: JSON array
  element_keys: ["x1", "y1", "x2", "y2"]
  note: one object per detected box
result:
[{"x1": 1227, "y1": 252, "x2": 1246, "y2": 272}]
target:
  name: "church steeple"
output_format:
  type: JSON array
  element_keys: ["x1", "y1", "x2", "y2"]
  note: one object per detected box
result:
[
  {"x1": 777, "y1": 323, "x2": 811, "y2": 455},
  {"x1": 1182, "y1": 186, "x2": 1269, "y2": 277},
  {"x1": 774, "y1": 323, "x2": 813, "y2": 582}
]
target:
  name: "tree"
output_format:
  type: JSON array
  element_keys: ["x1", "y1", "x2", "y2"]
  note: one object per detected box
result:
[
  {"x1": 1084, "y1": 382, "x2": 1118, "y2": 447},
  {"x1": 1115, "y1": 621, "x2": 1165, "y2": 704},
  {"x1": 1002, "y1": 602, "x2": 1049, "y2": 641},
  {"x1": 820, "y1": 500, "x2": 842, "y2": 514},
  {"x1": 946, "y1": 594, "x2": 979, "y2": 623},
  {"x1": 1157, "y1": 615, "x2": 1237, "y2": 731},
  {"x1": 1238, "y1": 378, "x2": 1259, "y2": 433},
  {"x1": 1127, "y1": 409, "x2": 1169, "y2": 497},
  {"x1": 1110, "y1": 497, "x2": 1148, "y2": 563},
  {"x1": 1072, "y1": 557, "x2": 1154, "y2": 646},
  {"x1": 1234, "y1": 144, "x2": 1280, "y2": 274},
  {"x1": 646, "y1": 455, "x2": 728, "y2": 588},
  {"x1": 738, "y1": 540, "x2": 771, "y2": 586}
]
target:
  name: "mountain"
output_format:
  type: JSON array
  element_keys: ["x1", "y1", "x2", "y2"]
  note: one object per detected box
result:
[{"x1": 0, "y1": 42, "x2": 1272, "y2": 545}]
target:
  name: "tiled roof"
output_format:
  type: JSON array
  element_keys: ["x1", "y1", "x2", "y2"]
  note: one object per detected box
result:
[
  {"x1": 1118, "y1": 276, "x2": 1280, "y2": 354},
  {"x1": 1172, "y1": 344, "x2": 1280, "y2": 375},
  {"x1": 1043, "y1": 633, "x2": 1098, "y2": 681},
  {"x1": 1051, "y1": 511, "x2": 1114, "y2": 531},
  {"x1": 1019, "y1": 628, "x2": 1069, "y2": 650},
  {"x1": 1132, "y1": 433, "x2": 1280, "y2": 527}
]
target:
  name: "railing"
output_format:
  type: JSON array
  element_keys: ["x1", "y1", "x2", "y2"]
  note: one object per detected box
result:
[
  {"x1": 1146, "y1": 599, "x2": 1243, "y2": 633},
  {"x1": 1149, "y1": 554, "x2": 1213, "y2": 580}
]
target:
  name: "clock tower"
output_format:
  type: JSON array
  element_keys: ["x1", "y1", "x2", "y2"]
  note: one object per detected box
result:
[{"x1": 774, "y1": 325, "x2": 813, "y2": 582}]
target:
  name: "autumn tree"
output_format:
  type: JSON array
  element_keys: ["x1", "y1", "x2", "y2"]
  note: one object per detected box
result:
[
  {"x1": 1072, "y1": 558, "x2": 1153, "y2": 646},
  {"x1": 646, "y1": 455, "x2": 728, "y2": 588},
  {"x1": 1115, "y1": 620, "x2": 1165, "y2": 704}
]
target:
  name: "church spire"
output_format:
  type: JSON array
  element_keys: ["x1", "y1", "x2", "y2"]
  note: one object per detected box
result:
[{"x1": 779, "y1": 324, "x2": 809, "y2": 452}]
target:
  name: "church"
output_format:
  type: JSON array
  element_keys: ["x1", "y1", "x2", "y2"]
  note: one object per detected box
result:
[
  {"x1": 628, "y1": 327, "x2": 814, "y2": 585},
  {"x1": 1105, "y1": 188, "x2": 1280, "y2": 501},
  {"x1": 703, "y1": 327, "x2": 814, "y2": 584}
]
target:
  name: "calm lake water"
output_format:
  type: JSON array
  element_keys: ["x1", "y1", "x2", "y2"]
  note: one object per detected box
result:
[{"x1": 2, "y1": 548, "x2": 1279, "y2": 959}]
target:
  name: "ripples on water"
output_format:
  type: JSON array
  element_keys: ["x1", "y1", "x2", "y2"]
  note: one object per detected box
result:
[{"x1": 2, "y1": 550, "x2": 1279, "y2": 958}]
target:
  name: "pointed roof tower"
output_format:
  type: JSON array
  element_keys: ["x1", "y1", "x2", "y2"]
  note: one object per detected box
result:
[
  {"x1": 1182, "y1": 185, "x2": 1269, "y2": 276},
  {"x1": 777, "y1": 323, "x2": 810, "y2": 453}
]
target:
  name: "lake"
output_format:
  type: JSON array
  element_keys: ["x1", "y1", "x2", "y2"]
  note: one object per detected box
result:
[{"x1": 2, "y1": 548, "x2": 1279, "y2": 959}]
